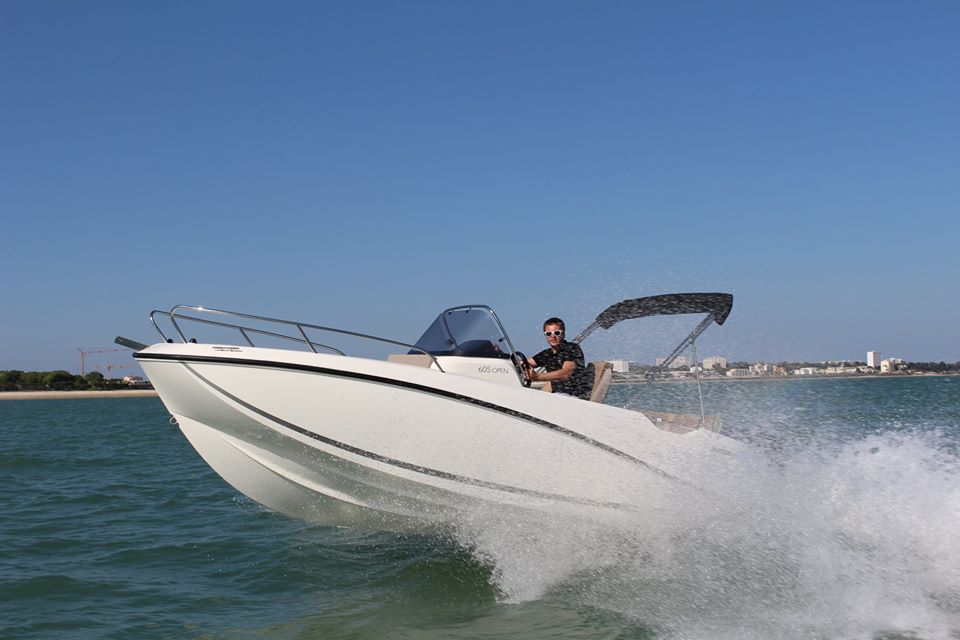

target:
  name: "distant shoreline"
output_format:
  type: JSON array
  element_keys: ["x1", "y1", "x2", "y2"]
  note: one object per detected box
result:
[
  {"x1": 0, "y1": 390, "x2": 159, "y2": 401},
  {"x1": 614, "y1": 372, "x2": 958, "y2": 384}
]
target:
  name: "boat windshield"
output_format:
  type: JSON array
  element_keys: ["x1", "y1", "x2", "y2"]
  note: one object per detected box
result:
[{"x1": 412, "y1": 306, "x2": 515, "y2": 359}]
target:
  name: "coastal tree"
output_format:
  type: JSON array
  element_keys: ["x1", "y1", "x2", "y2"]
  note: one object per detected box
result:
[
  {"x1": 19, "y1": 371, "x2": 44, "y2": 387},
  {"x1": 0, "y1": 370, "x2": 22, "y2": 390},
  {"x1": 42, "y1": 370, "x2": 77, "y2": 390}
]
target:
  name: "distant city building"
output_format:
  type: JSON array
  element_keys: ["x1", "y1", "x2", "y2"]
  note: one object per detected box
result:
[
  {"x1": 726, "y1": 368, "x2": 751, "y2": 377},
  {"x1": 750, "y1": 363, "x2": 776, "y2": 375},
  {"x1": 702, "y1": 356, "x2": 727, "y2": 370},
  {"x1": 867, "y1": 351, "x2": 881, "y2": 368},
  {"x1": 880, "y1": 358, "x2": 906, "y2": 373},
  {"x1": 655, "y1": 355, "x2": 691, "y2": 370},
  {"x1": 608, "y1": 359, "x2": 630, "y2": 373},
  {"x1": 825, "y1": 366, "x2": 858, "y2": 374},
  {"x1": 795, "y1": 367, "x2": 819, "y2": 375}
]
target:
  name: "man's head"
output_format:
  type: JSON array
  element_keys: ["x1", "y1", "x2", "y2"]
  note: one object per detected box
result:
[{"x1": 543, "y1": 317, "x2": 565, "y2": 349}]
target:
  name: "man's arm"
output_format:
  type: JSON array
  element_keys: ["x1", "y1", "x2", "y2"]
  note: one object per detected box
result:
[{"x1": 528, "y1": 360, "x2": 575, "y2": 383}]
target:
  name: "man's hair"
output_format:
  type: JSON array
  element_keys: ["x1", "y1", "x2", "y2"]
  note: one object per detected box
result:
[{"x1": 543, "y1": 317, "x2": 565, "y2": 332}]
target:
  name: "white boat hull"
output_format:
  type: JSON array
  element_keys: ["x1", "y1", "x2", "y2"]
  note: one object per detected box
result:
[{"x1": 138, "y1": 343, "x2": 730, "y2": 532}]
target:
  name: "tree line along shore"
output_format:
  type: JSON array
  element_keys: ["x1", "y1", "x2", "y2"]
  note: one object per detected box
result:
[{"x1": 0, "y1": 369, "x2": 152, "y2": 393}]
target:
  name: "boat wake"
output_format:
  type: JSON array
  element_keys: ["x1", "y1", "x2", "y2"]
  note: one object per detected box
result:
[{"x1": 450, "y1": 427, "x2": 960, "y2": 640}]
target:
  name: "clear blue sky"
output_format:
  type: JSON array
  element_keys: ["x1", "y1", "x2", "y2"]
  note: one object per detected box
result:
[{"x1": 2, "y1": 0, "x2": 958, "y2": 373}]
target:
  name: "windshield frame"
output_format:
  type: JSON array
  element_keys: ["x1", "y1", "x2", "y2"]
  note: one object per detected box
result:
[{"x1": 412, "y1": 305, "x2": 520, "y2": 359}]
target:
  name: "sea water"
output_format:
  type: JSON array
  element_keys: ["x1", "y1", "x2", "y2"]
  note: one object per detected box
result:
[{"x1": 1, "y1": 376, "x2": 958, "y2": 639}]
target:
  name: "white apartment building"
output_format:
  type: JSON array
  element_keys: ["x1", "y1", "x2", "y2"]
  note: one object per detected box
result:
[
  {"x1": 608, "y1": 359, "x2": 630, "y2": 373},
  {"x1": 825, "y1": 366, "x2": 858, "y2": 374},
  {"x1": 726, "y1": 368, "x2": 752, "y2": 377},
  {"x1": 881, "y1": 358, "x2": 906, "y2": 373},
  {"x1": 652, "y1": 355, "x2": 692, "y2": 369},
  {"x1": 702, "y1": 356, "x2": 727, "y2": 370},
  {"x1": 867, "y1": 351, "x2": 881, "y2": 368},
  {"x1": 750, "y1": 363, "x2": 776, "y2": 375}
]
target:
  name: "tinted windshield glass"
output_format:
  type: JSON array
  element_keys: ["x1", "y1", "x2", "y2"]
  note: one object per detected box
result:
[{"x1": 412, "y1": 307, "x2": 514, "y2": 358}]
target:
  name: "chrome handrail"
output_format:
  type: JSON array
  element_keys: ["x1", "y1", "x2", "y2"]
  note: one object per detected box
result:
[
  {"x1": 149, "y1": 305, "x2": 444, "y2": 371},
  {"x1": 150, "y1": 310, "x2": 347, "y2": 355}
]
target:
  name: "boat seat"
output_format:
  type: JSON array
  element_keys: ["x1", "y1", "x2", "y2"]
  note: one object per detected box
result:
[
  {"x1": 387, "y1": 354, "x2": 433, "y2": 367},
  {"x1": 588, "y1": 361, "x2": 613, "y2": 403}
]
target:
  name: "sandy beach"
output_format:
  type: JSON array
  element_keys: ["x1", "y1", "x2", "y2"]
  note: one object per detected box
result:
[{"x1": 0, "y1": 390, "x2": 159, "y2": 401}]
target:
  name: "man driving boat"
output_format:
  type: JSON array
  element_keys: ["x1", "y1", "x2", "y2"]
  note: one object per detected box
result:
[{"x1": 526, "y1": 317, "x2": 592, "y2": 399}]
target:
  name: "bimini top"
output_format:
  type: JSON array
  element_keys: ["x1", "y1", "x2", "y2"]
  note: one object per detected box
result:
[
  {"x1": 593, "y1": 293, "x2": 733, "y2": 329},
  {"x1": 571, "y1": 293, "x2": 733, "y2": 344}
]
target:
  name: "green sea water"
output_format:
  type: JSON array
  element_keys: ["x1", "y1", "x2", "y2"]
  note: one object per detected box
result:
[{"x1": 2, "y1": 376, "x2": 959, "y2": 639}]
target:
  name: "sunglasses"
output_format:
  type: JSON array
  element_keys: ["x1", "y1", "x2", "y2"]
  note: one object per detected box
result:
[{"x1": 544, "y1": 330, "x2": 564, "y2": 337}]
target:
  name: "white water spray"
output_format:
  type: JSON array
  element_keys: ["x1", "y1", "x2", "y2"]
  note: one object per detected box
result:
[{"x1": 454, "y1": 428, "x2": 960, "y2": 640}]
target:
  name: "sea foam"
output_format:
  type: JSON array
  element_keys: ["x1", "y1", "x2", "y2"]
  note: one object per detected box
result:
[{"x1": 452, "y1": 427, "x2": 960, "y2": 640}]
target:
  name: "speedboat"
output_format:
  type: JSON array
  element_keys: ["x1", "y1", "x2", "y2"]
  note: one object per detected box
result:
[{"x1": 126, "y1": 293, "x2": 735, "y2": 532}]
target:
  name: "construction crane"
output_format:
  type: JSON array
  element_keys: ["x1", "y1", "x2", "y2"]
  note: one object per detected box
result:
[
  {"x1": 92, "y1": 362, "x2": 135, "y2": 378},
  {"x1": 77, "y1": 347, "x2": 125, "y2": 376}
]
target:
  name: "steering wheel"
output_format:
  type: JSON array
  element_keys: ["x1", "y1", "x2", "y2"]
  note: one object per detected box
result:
[{"x1": 512, "y1": 351, "x2": 532, "y2": 387}]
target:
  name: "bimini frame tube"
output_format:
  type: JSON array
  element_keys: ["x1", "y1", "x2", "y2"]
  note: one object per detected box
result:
[{"x1": 643, "y1": 314, "x2": 715, "y2": 380}]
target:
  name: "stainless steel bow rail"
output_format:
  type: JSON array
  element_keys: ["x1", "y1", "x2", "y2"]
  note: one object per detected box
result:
[{"x1": 141, "y1": 305, "x2": 445, "y2": 371}]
